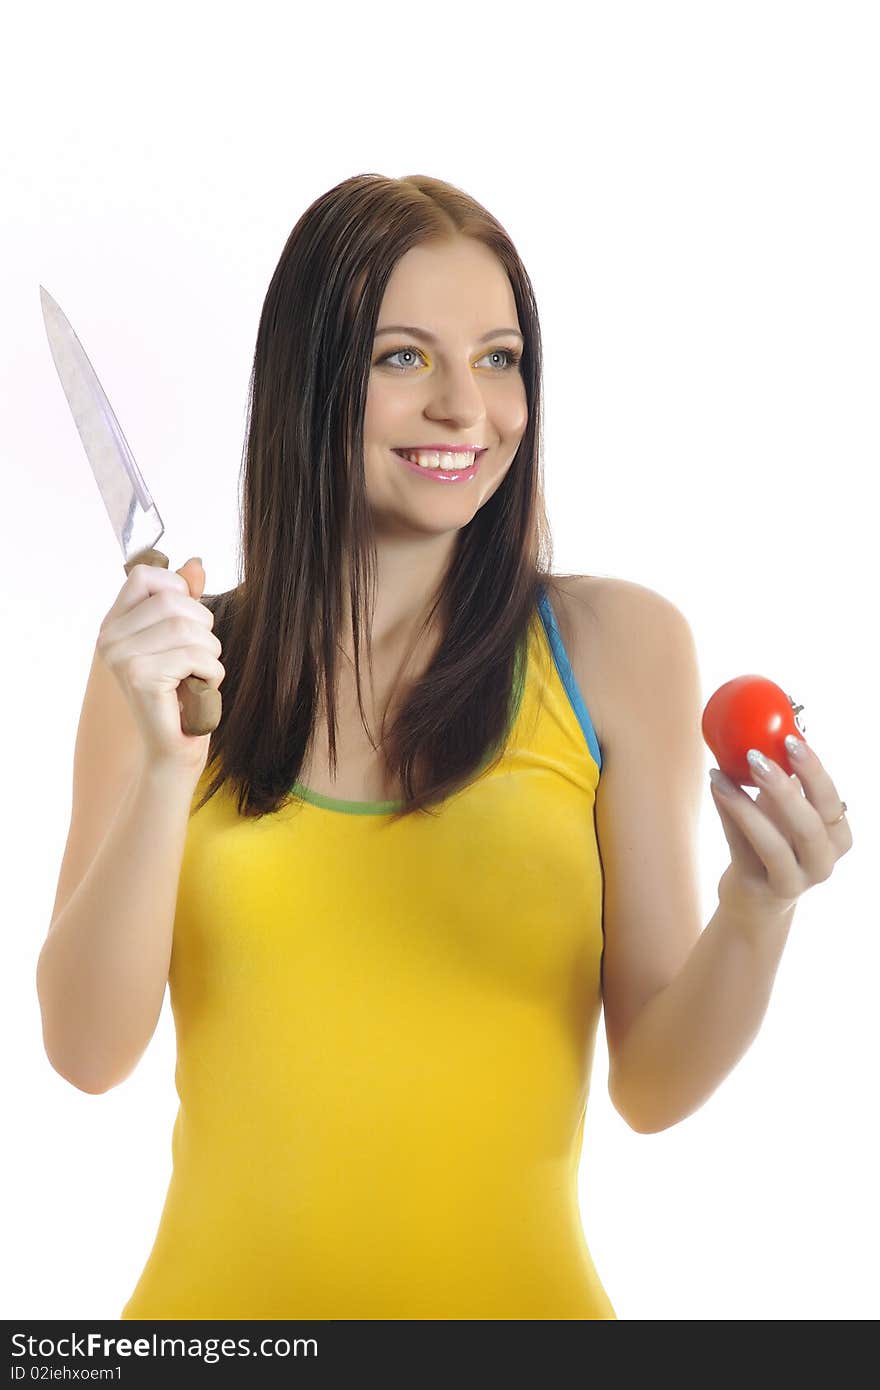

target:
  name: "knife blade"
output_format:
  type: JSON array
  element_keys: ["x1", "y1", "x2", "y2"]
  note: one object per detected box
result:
[{"x1": 39, "y1": 285, "x2": 220, "y2": 736}]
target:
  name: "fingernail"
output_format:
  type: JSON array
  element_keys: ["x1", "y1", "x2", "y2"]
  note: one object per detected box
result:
[
  {"x1": 785, "y1": 733, "x2": 806, "y2": 760},
  {"x1": 747, "y1": 748, "x2": 773, "y2": 778},
  {"x1": 709, "y1": 767, "x2": 737, "y2": 795}
]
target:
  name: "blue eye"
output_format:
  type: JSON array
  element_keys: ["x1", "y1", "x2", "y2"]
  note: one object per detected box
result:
[{"x1": 377, "y1": 344, "x2": 523, "y2": 372}]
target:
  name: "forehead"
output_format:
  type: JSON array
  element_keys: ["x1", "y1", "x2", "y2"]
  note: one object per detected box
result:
[{"x1": 379, "y1": 240, "x2": 519, "y2": 331}]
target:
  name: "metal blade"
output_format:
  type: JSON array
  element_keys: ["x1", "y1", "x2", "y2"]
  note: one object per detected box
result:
[{"x1": 39, "y1": 285, "x2": 164, "y2": 564}]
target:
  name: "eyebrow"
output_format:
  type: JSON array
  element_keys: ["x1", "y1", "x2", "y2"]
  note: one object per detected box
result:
[{"x1": 375, "y1": 324, "x2": 524, "y2": 344}]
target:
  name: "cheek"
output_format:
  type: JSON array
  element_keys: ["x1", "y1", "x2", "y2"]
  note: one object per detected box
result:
[
  {"x1": 363, "y1": 379, "x2": 404, "y2": 429},
  {"x1": 497, "y1": 386, "x2": 528, "y2": 439}
]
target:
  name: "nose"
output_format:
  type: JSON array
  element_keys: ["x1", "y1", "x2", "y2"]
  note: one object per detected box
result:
[{"x1": 422, "y1": 360, "x2": 489, "y2": 425}]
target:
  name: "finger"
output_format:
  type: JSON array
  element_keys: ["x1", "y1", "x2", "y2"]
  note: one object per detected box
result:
[
  {"x1": 783, "y1": 736, "x2": 852, "y2": 845},
  {"x1": 711, "y1": 781, "x2": 767, "y2": 877},
  {"x1": 746, "y1": 749, "x2": 837, "y2": 879},
  {"x1": 752, "y1": 774, "x2": 805, "y2": 839},
  {"x1": 711, "y1": 776, "x2": 804, "y2": 898}
]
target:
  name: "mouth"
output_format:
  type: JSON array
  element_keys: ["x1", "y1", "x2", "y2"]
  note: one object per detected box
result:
[{"x1": 392, "y1": 447, "x2": 486, "y2": 482}]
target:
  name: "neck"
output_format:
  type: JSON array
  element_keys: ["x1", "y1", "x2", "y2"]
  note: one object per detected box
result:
[{"x1": 338, "y1": 532, "x2": 455, "y2": 661}]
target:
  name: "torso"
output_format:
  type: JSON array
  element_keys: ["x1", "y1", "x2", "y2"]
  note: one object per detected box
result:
[{"x1": 295, "y1": 576, "x2": 613, "y2": 803}]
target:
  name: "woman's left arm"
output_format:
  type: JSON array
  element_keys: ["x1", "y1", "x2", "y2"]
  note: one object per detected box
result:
[{"x1": 612, "y1": 738, "x2": 853, "y2": 1134}]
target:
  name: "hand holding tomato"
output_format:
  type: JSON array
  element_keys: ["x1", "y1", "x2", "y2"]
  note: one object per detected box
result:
[
  {"x1": 702, "y1": 675, "x2": 852, "y2": 920},
  {"x1": 703, "y1": 674, "x2": 806, "y2": 787}
]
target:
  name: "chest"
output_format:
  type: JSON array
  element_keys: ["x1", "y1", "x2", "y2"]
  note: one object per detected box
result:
[
  {"x1": 296, "y1": 677, "x2": 405, "y2": 802},
  {"x1": 295, "y1": 578, "x2": 611, "y2": 803}
]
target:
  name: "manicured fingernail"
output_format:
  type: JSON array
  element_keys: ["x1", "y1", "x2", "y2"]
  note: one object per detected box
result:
[
  {"x1": 709, "y1": 768, "x2": 737, "y2": 795},
  {"x1": 785, "y1": 733, "x2": 806, "y2": 760},
  {"x1": 747, "y1": 748, "x2": 773, "y2": 778}
]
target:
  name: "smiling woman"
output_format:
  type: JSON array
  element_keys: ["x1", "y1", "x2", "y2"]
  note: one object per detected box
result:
[
  {"x1": 66, "y1": 171, "x2": 622, "y2": 1321},
  {"x1": 193, "y1": 186, "x2": 545, "y2": 824}
]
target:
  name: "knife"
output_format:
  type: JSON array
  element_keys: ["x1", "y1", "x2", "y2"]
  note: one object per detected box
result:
[{"x1": 39, "y1": 285, "x2": 221, "y2": 736}]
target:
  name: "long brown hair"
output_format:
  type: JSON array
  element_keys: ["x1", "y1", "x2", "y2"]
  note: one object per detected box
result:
[{"x1": 195, "y1": 172, "x2": 572, "y2": 827}]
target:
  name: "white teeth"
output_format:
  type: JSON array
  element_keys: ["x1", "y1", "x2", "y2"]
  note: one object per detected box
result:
[{"x1": 399, "y1": 449, "x2": 477, "y2": 470}]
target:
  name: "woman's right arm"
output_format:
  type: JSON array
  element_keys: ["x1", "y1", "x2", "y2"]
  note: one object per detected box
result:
[
  {"x1": 36, "y1": 556, "x2": 224, "y2": 1094},
  {"x1": 36, "y1": 760, "x2": 202, "y2": 1094}
]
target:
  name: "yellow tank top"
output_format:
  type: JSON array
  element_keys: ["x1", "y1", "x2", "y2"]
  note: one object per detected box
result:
[{"x1": 120, "y1": 586, "x2": 616, "y2": 1320}]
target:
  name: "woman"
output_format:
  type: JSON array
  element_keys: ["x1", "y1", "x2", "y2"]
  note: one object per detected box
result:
[{"x1": 42, "y1": 173, "x2": 851, "y2": 1320}]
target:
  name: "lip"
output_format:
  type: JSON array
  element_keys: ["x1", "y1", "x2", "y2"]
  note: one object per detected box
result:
[{"x1": 392, "y1": 447, "x2": 483, "y2": 482}]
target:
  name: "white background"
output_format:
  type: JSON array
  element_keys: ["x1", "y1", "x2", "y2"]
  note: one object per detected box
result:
[{"x1": 2, "y1": 0, "x2": 876, "y2": 1322}]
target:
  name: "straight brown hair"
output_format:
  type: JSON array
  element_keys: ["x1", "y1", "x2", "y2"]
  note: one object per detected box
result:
[{"x1": 195, "y1": 172, "x2": 576, "y2": 828}]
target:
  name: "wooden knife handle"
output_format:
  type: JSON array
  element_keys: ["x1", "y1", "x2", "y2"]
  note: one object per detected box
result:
[{"x1": 123, "y1": 547, "x2": 222, "y2": 737}]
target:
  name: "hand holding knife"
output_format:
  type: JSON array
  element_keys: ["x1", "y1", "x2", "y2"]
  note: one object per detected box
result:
[{"x1": 39, "y1": 286, "x2": 221, "y2": 737}]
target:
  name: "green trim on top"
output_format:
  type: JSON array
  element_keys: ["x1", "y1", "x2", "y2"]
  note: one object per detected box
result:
[{"x1": 289, "y1": 621, "x2": 530, "y2": 817}]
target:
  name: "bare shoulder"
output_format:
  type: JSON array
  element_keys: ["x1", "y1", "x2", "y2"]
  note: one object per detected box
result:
[
  {"x1": 545, "y1": 573, "x2": 659, "y2": 752},
  {"x1": 547, "y1": 573, "x2": 692, "y2": 754}
]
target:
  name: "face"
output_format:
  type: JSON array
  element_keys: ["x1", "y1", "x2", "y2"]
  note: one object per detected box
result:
[{"x1": 361, "y1": 238, "x2": 528, "y2": 538}]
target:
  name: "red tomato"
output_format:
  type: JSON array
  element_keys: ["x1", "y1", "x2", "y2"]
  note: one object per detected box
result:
[{"x1": 702, "y1": 675, "x2": 807, "y2": 788}]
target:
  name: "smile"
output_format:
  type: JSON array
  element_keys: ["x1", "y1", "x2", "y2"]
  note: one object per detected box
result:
[{"x1": 392, "y1": 448, "x2": 485, "y2": 482}]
